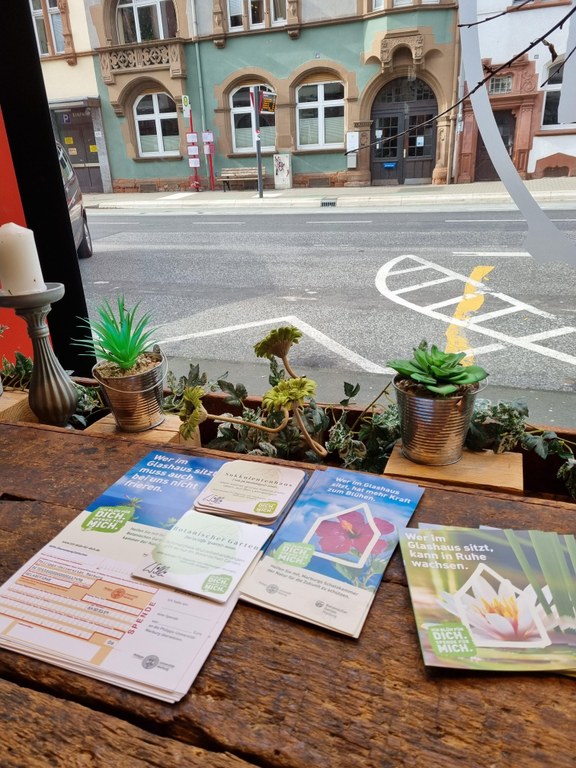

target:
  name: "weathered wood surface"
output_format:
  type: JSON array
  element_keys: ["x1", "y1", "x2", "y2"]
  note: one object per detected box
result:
[
  {"x1": 1, "y1": 422, "x2": 576, "y2": 768},
  {"x1": 0, "y1": 679, "x2": 253, "y2": 768}
]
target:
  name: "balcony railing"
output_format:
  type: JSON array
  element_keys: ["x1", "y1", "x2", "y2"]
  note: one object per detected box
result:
[{"x1": 99, "y1": 40, "x2": 185, "y2": 85}]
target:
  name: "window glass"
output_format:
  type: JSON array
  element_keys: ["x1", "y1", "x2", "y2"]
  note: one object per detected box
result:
[
  {"x1": 230, "y1": 85, "x2": 276, "y2": 153},
  {"x1": 117, "y1": 0, "x2": 176, "y2": 44},
  {"x1": 488, "y1": 76, "x2": 512, "y2": 95},
  {"x1": 134, "y1": 92, "x2": 180, "y2": 156},
  {"x1": 30, "y1": 0, "x2": 64, "y2": 56},
  {"x1": 137, "y1": 6, "x2": 160, "y2": 40},
  {"x1": 272, "y1": 0, "x2": 286, "y2": 23},
  {"x1": 50, "y1": 9, "x2": 65, "y2": 53},
  {"x1": 542, "y1": 60, "x2": 564, "y2": 126},
  {"x1": 229, "y1": 0, "x2": 243, "y2": 28},
  {"x1": 250, "y1": 0, "x2": 264, "y2": 26},
  {"x1": 228, "y1": 0, "x2": 287, "y2": 31},
  {"x1": 297, "y1": 81, "x2": 345, "y2": 149}
]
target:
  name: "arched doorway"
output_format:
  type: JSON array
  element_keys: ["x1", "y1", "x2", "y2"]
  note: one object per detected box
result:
[{"x1": 370, "y1": 77, "x2": 438, "y2": 185}]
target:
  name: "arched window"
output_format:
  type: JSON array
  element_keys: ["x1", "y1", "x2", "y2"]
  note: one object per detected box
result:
[
  {"x1": 296, "y1": 81, "x2": 344, "y2": 149},
  {"x1": 134, "y1": 92, "x2": 180, "y2": 156},
  {"x1": 230, "y1": 85, "x2": 276, "y2": 153},
  {"x1": 117, "y1": 0, "x2": 177, "y2": 44},
  {"x1": 542, "y1": 59, "x2": 564, "y2": 127}
]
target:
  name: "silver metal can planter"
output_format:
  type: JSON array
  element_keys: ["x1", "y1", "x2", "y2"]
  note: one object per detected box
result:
[
  {"x1": 393, "y1": 375, "x2": 482, "y2": 465},
  {"x1": 93, "y1": 352, "x2": 166, "y2": 433}
]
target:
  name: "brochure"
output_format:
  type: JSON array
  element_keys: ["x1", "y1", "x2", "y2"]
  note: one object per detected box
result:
[
  {"x1": 399, "y1": 525, "x2": 576, "y2": 671},
  {"x1": 0, "y1": 450, "x2": 238, "y2": 702},
  {"x1": 132, "y1": 509, "x2": 273, "y2": 602},
  {"x1": 193, "y1": 459, "x2": 306, "y2": 522},
  {"x1": 241, "y1": 467, "x2": 424, "y2": 638}
]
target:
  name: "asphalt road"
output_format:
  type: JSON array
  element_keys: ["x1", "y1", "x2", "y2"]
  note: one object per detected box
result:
[{"x1": 80, "y1": 207, "x2": 576, "y2": 424}]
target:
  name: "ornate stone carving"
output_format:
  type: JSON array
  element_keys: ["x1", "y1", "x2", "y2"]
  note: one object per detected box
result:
[
  {"x1": 99, "y1": 41, "x2": 185, "y2": 84},
  {"x1": 213, "y1": 1, "x2": 224, "y2": 34},
  {"x1": 380, "y1": 33, "x2": 424, "y2": 72},
  {"x1": 521, "y1": 72, "x2": 537, "y2": 92}
]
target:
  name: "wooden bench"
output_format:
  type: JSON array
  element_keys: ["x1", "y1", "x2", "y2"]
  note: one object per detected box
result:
[{"x1": 216, "y1": 166, "x2": 265, "y2": 191}]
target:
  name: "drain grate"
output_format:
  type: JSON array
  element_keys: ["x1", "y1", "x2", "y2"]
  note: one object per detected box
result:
[{"x1": 320, "y1": 198, "x2": 337, "y2": 207}]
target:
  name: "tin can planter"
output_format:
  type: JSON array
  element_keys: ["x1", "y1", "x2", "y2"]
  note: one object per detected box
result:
[
  {"x1": 93, "y1": 351, "x2": 166, "y2": 433},
  {"x1": 393, "y1": 375, "x2": 483, "y2": 466}
]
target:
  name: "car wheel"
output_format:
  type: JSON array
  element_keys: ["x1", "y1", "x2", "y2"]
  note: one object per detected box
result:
[{"x1": 77, "y1": 215, "x2": 93, "y2": 259}]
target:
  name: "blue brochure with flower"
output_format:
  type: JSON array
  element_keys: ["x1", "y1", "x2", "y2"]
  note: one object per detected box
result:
[
  {"x1": 240, "y1": 467, "x2": 424, "y2": 637},
  {"x1": 399, "y1": 526, "x2": 576, "y2": 671}
]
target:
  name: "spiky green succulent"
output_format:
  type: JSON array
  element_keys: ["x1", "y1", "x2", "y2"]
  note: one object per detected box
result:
[
  {"x1": 74, "y1": 296, "x2": 157, "y2": 371},
  {"x1": 388, "y1": 341, "x2": 488, "y2": 396},
  {"x1": 254, "y1": 326, "x2": 302, "y2": 361},
  {"x1": 262, "y1": 377, "x2": 317, "y2": 411}
]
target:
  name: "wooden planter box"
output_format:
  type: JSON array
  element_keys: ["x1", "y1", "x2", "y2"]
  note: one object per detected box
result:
[
  {"x1": 3, "y1": 386, "x2": 574, "y2": 502},
  {"x1": 196, "y1": 392, "x2": 575, "y2": 503}
]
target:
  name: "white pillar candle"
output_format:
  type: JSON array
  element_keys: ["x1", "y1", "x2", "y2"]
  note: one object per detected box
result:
[{"x1": 0, "y1": 222, "x2": 47, "y2": 295}]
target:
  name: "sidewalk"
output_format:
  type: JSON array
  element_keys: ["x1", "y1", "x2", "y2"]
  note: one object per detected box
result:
[{"x1": 84, "y1": 176, "x2": 576, "y2": 211}]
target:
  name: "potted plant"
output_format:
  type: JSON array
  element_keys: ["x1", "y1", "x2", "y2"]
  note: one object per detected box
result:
[
  {"x1": 387, "y1": 341, "x2": 488, "y2": 465},
  {"x1": 175, "y1": 326, "x2": 329, "y2": 459},
  {"x1": 74, "y1": 296, "x2": 165, "y2": 432}
]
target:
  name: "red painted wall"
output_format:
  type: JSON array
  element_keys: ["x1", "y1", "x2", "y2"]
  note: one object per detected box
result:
[{"x1": 0, "y1": 107, "x2": 33, "y2": 360}]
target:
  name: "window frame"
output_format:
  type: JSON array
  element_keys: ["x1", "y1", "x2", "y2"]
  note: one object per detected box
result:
[
  {"x1": 133, "y1": 92, "x2": 181, "y2": 158},
  {"x1": 116, "y1": 0, "x2": 176, "y2": 44},
  {"x1": 296, "y1": 81, "x2": 345, "y2": 151},
  {"x1": 30, "y1": 0, "x2": 65, "y2": 57},
  {"x1": 226, "y1": 0, "x2": 287, "y2": 32},
  {"x1": 230, "y1": 84, "x2": 277, "y2": 154},
  {"x1": 541, "y1": 59, "x2": 564, "y2": 128}
]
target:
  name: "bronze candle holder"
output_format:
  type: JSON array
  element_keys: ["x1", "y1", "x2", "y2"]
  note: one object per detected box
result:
[{"x1": 0, "y1": 283, "x2": 78, "y2": 426}]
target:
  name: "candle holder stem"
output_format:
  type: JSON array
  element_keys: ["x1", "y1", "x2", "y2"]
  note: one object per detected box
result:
[{"x1": 0, "y1": 283, "x2": 78, "y2": 427}]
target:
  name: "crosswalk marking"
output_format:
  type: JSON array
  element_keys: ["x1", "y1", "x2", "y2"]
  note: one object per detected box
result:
[{"x1": 375, "y1": 254, "x2": 576, "y2": 367}]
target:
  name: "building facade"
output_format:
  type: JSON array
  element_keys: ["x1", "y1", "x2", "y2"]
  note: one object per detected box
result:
[
  {"x1": 80, "y1": 0, "x2": 461, "y2": 191},
  {"x1": 33, "y1": 1, "x2": 576, "y2": 192},
  {"x1": 456, "y1": 0, "x2": 576, "y2": 183},
  {"x1": 32, "y1": 0, "x2": 111, "y2": 192}
]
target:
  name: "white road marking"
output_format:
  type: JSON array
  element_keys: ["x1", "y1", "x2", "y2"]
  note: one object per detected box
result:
[
  {"x1": 159, "y1": 192, "x2": 196, "y2": 199},
  {"x1": 158, "y1": 315, "x2": 390, "y2": 374},
  {"x1": 375, "y1": 254, "x2": 576, "y2": 366},
  {"x1": 306, "y1": 220, "x2": 373, "y2": 224},
  {"x1": 452, "y1": 251, "x2": 531, "y2": 257}
]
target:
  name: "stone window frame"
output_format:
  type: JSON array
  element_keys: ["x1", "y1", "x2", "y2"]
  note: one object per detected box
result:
[{"x1": 30, "y1": 0, "x2": 76, "y2": 63}]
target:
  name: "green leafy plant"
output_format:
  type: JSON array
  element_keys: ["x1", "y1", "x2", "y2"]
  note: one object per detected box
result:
[
  {"x1": 171, "y1": 325, "x2": 329, "y2": 458},
  {"x1": 388, "y1": 340, "x2": 488, "y2": 395},
  {"x1": 68, "y1": 382, "x2": 108, "y2": 429},
  {"x1": 164, "y1": 331, "x2": 576, "y2": 501},
  {"x1": 73, "y1": 296, "x2": 157, "y2": 372},
  {"x1": 0, "y1": 351, "x2": 34, "y2": 389},
  {"x1": 465, "y1": 398, "x2": 576, "y2": 498}
]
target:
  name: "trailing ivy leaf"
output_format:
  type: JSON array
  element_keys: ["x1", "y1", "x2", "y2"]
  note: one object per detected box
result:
[
  {"x1": 521, "y1": 433, "x2": 551, "y2": 459},
  {"x1": 217, "y1": 379, "x2": 247, "y2": 407},
  {"x1": 341, "y1": 381, "x2": 361, "y2": 406}
]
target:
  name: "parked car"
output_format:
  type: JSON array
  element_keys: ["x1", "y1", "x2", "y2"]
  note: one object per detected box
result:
[{"x1": 56, "y1": 142, "x2": 93, "y2": 259}]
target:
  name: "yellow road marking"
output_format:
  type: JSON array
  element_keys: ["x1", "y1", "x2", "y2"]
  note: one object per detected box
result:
[{"x1": 445, "y1": 266, "x2": 494, "y2": 363}]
